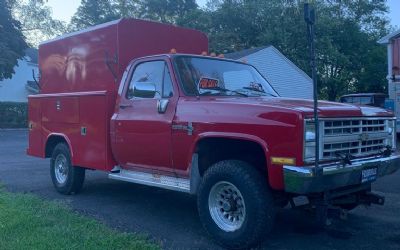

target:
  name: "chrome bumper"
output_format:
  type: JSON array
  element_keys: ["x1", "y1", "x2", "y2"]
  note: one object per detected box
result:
[{"x1": 283, "y1": 154, "x2": 400, "y2": 194}]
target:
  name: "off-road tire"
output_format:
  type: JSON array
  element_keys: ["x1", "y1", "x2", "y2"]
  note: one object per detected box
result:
[
  {"x1": 50, "y1": 143, "x2": 85, "y2": 194},
  {"x1": 197, "y1": 160, "x2": 275, "y2": 249}
]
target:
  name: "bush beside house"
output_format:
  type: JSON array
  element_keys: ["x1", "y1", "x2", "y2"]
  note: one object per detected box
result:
[
  {"x1": 0, "y1": 48, "x2": 37, "y2": 129},
  {"x1": 0, "y1": 102, "x2": 28, "y2": 128}
]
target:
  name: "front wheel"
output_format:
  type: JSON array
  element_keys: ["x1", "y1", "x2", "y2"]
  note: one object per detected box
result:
[
  {"x1": 50, "y1": 143, "x2": 85, "y2": 195},
  {"x1": 197, "y1": 160, "x2": 275, "y2": 249}
]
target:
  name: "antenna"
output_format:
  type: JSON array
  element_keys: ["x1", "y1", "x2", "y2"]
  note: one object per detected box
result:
[{"x1": 304, "y1": 3, "x2": 320, "y2": 175}]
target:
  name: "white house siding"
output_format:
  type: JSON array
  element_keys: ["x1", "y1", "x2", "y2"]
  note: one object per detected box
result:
[
  {"x1": 239, "y1": 46, "x2": 313, "y2": 99},
  {"x1": 0, "y1": 58, "x2": 38, "y2": 102}
]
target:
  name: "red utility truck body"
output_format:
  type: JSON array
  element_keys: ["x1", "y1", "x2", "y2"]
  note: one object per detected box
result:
[
  {"x1": 27, "y1": 19, "x2": 400, "y2": 249},
  {"x1": 28, "y1": 19, "x2": 208, "y2": 171}
]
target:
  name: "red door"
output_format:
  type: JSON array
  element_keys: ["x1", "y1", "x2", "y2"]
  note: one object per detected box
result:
[{"x1": 113, "y1": 58, "x2": 177, "y2": 173}]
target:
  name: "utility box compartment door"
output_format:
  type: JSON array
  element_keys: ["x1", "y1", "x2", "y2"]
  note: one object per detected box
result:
[
  {"x1": 75, "y1": 94, "x2": 108, "y2": 170},
  {"x1": 41, "y1": 96, "x2": 79, "y2": 124}
]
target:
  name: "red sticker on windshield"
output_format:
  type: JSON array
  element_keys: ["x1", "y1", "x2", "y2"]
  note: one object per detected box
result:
[{"x1": 199, "y1": 78, "x2": 219, "y2": 89}]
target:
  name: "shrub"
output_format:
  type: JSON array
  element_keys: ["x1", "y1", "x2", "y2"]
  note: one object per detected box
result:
[{"x1": 0, "y1": 102, "x2": 28, "y2": 128}]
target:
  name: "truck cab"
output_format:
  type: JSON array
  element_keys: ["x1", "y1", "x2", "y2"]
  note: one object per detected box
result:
[{"x1": 110, "y1": 54, "x2": 280, "y2": 179}]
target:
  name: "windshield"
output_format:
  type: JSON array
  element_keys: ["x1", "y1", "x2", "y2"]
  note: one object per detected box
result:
[{"x1": 174, "y1": 56, "x2": 279, "y2": 97}]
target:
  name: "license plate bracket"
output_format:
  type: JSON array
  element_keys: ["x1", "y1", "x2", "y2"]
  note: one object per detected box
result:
[{"x1": 361, "y1": 167, "x2": 378, "y2": 183}]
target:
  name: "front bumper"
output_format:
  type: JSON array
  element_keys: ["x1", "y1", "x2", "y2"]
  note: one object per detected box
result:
[{"x1": 283, "y1": 154, "x2": 400, "y2": 194}]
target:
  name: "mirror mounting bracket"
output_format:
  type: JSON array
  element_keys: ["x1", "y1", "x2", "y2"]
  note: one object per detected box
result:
[{"x1": 157, "y1": 99, "x2": 169, "y2": 113}]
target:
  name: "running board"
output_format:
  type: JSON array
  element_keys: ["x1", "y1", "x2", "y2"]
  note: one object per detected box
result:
[{"x1": 108, "y1": 169, "x2": 190, "y2": 193}]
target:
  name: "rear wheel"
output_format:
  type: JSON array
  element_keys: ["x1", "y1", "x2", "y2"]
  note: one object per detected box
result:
[
  {"x1": 50, "y1": 143, "x2": 85, "y2": 194},
  {"x1": 197, "y1": 160, "x2": 275, "y2": 249}
]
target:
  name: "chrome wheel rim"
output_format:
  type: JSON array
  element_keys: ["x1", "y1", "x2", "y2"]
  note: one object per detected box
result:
[
  {"x1": 208, "y1": 181, "x2": 246, "y2": 232},
  {"x1": 54, "y1": 154, "x2": 68, "y2": 184}
]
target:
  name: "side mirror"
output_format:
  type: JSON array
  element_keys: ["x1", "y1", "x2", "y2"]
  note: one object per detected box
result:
[{"x1": 132, "y1": 82, "x2": 156, "y2": 98}]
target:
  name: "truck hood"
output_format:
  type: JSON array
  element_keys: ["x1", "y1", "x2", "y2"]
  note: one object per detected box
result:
[{"x1": 213, "y1": 97, "x2": 393, "y2": 118}]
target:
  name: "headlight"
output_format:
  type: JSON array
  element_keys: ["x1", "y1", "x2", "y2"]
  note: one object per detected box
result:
[
  {"x1": 304, "y1": 121, "x2": 316, "y2": 162},
  {"x1": 388, "y1": 119, "x2": 395, "y2": 134},
  {"x1": 305, "y1": 122, "x2": 316, "y2": 141},
  {"x1": 304, "y1": 142, "x2": 316, "y2": 160}
]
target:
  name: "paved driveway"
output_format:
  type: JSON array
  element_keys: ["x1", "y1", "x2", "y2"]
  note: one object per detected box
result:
[{"x1": 0, "y1": 130, "x2": 399, "y2": 249}]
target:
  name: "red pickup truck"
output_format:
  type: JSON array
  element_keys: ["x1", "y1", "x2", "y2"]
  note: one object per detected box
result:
[{"x1": 27, "y1": 19, "x2": 400, "y2": 249}]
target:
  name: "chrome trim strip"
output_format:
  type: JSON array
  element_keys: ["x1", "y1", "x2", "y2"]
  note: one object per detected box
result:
[
  {"x1": 282, "y1": 166, "x2": 313, "y2": 174},
  {"x1": 323, "y1": 132, "x2": 389, "y2": 143},
  {"x1": 312, "y1": 117, "x2": 396, "y2": 121},
  {"x1": 322, "y1": 155, "x2": 400, "y2": 173},
  {"x1": 284, "y1": 154, "x2": 400, "y2": 177},
  {"x1": 109, "y1": 169, "x2": 190, "y2": 193}
]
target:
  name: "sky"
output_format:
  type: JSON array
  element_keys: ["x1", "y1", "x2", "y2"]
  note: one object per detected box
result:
[{"x1": 47, "y1": 0, "x2": 399, "y2": 28}]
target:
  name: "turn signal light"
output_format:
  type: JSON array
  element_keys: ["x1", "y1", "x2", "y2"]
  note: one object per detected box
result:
[{"x1": 271, "y1": 157, "x2": 296, "y2": 165}]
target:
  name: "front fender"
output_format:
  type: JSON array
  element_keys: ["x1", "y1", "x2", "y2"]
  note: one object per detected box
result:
[{"x1": 188, "y1": 132, "x2": 283, "y2": 189}]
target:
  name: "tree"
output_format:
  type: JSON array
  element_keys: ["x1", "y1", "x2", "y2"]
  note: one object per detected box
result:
[
  {"x1": 176, "y1": 8, "x2": 213, "y2": 36},
  {"x1": 138, "y1": 0, "x2": 198, "y2": 24},
  {"x1": 69, "y1": 0, "x2": 119, "y2": 31},
  {"x1": 0, "y1": 0, "x2": 28, "y2": 80},
  {"x1": 69, "y1": 0, "x2": 198, "y2": 30},
  {"x1": 200, "y1": 0, "x2": 390, "y2": 100},
  {"x1": 113, "y1": 0, "x2": 141, "y2": 18},
  {"x1": 11, "y1": 0, "x2": 66, "y2": 47},
  {"x1": 314, "y1": 0, "x2": 389, "y2": 100}
]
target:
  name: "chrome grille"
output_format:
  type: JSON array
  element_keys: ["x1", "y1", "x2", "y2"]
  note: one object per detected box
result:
[
  {"x1": 321, "y1": 118, "x2": 391, "y2": 159},
  {"x1": 324, "y1": 119, "x2": 386, "y2": 136},
  {"x1": 362, "y1": 119, "x2": 385, "y2": 132}
]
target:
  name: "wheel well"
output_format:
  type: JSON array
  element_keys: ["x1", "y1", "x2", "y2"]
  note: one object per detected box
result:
[
  {"x1": 196, "y1": 138, "x2": 267, "y2": 177},
  {"x1": 45, "y1": 135, "x2": 68, "y2": 158}
]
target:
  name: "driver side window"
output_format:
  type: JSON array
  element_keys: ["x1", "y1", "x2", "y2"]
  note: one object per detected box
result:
[{"x1": 127, "y1": 61, "x2": 173, "y2": 99}]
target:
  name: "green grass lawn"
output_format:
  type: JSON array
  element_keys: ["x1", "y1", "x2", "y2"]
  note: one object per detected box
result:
[{"x1": 0, "y1": 188, "x2": 159, "y2": 250}]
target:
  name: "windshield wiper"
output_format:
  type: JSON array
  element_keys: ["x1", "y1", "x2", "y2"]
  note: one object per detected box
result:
[
  {"x1": 199, "y1": 87, "x2": 248, "y2": 97},
  {"x1": 242, "y1": 87, "x2": 277, "y2": 97}
]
